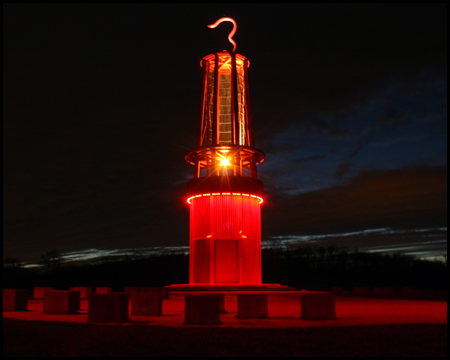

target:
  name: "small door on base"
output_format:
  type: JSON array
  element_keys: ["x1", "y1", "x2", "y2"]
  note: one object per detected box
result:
[{"x1": 214, "y1": 240, "x2": 239, "y2": 283}]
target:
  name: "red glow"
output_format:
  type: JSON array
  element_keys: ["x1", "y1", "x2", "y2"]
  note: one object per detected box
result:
[
  {"x1": 189, "y1": 194, "x2": 262, "y2": 284},
  {"x1": 187, "y1": 193, "x2": 263, "y2": 205},
  {"x1": 183, "y1": 28, "x2": 266, "y2": 288}
]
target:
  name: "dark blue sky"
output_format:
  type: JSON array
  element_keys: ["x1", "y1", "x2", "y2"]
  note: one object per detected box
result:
[{"x1": 3, "y1": 4, "x2": 447, "y2": 263}]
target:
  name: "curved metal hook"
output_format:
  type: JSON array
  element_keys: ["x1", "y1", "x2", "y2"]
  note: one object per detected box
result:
[{"x1": 208, "y1": 17, "x2": 237, "y2": 52}]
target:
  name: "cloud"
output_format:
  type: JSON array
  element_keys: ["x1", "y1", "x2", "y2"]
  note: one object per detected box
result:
[
  {"x1": 263, "y1": 166, "x2": 447, "y2": 238},
  {"x1": 335, "y1": 162, "x2": 353, "y2": 181},
  {"x1": 294, "y1": 155, "x2": 328, "y2": 164}
]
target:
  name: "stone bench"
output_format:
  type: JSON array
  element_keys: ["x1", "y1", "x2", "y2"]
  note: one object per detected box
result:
[
  {"x1": 236, "y1": 294, "x2": 268, "y2": 319},
  {"x1": 301, "y1": 293, "x2": 336, "y2": 320},
  {"x1": 331, "y1": 287, "x2": 343, "y2": 294},
  {"x1": 95, "y1": 287, "x2": 113, "y2": 294},
  {"x1": 43, "y1": 290, "x2": 80, "y2": 314},
  {"x1": 140, "y1": 287, "x2": 169, "y2": 299},
  {"x1": 69, "y1": 287, "x2": 92, "y2": 299},
  {"x1": 130, "y1": 293, "x2": 162, "y2": 316},
  {"x1": 33, "y1": 287, "x2": 55, "y2": 299},
  {"x1": 184, "y1": 295, "x2": 221, "y2": 325},
  {"x1": 218, "y1": 293, "x2": 226, "y2": 313},
  {"x1": 88, "y1": 294, "x2": 129, "y2": 323},
  {"x1": 124, "y1": 287, "x2": 140, "y2": 294},
  {"x1": 3, "y1": 289, "x2": 28, "y2": 311}
]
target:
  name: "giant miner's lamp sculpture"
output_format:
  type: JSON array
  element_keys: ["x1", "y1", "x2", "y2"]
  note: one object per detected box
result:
[{"x1": 169, "y1": 18, "x2": 285, "y2": 290}]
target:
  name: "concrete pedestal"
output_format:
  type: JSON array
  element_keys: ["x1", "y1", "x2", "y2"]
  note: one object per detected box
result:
[
  {"x1": 43, "y1": 291, "x2": 80, "y2": 314},
  {"x1": 3, "y1": 289, "x2": 28, "y2": 311},
  {"x1": 88, "y1": 294, "x2": 129, "y2": 323},
  {"x1": 130, "y1": 293, "x2": 162, "y2": 316},
  {"x1": 95, "y1": 287, "x2": 113, "y2": 294},
  {"x1": 331, "y1": 287, "x2": 343, "y2": 294},
  {"x1": 236, "y1": 294, "x2": 268, "y2": 319},
  {"x1": 33, "y1": 287, "x2": 55, "y2": 299},
  {"x1": 301, "y1": 293, "x2": 336, "y2": 320},
  {"x1": 141, "y1": 287, "x2": 168, "y2": 299},
  {"x1": 184, "y1": 295, "x2": 221, "y2": 325},
  {"x1": 218, "y1": 293, "x2": 226, "y2": 313},
  {"x1": 353, "y1": 287, "x2": 371, "y2": 293},
  {"x1": 125, "y1": 287, "x2": 140, "y2": 294},
  {"x1": 69, "y1": 287, "x2": 92, "y2": 299}
]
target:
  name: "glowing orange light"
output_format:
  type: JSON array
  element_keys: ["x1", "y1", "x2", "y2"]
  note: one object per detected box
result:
[
  {"x1": 221, "y1": 158, "x2": 230, "y2": 167},
  {"x1": 208, "y1": 17, "x2": 237, "y2": 52}
]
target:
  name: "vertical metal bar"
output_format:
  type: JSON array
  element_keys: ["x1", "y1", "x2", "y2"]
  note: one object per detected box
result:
[
  {"x1": 230, "y1": 53, "x2": 235, "y2": 146},
  {"x1": 243, "y1": 60, "x2": 254, "y2": 147},
  {"x1": 197, "y1": 60, "x2": 207, "y2": 147},
  {"x1": 235, "y1": 149, "x2": 241, "y2": 176},
  {"x1": 231, "y1": 53, "x2": 240, "y2": 146},
  {"x1": 212, "y1": 53, "x2": 219, "y2": 145},
  {"x1": 212, "y1": 148, "x2": 218, "y2": 176}
]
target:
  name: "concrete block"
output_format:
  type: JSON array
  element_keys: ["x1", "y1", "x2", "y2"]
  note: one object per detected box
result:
[
  {"x1": 141, "y1": 287, "x2": 169, "y2": 299},
  {"x1": 331, "y1": 287, "x2": 343, "y2": 294},
  {"x1": 184, "y1": 295, "x2": 221, "y2": 325},
  {"x1": 95, "y1": 287, "x2": 113, "y2": 294},
  {"x1": 374, "y1": 287, "x2": 393, "y2": 293},
  {"x1": 130, "y1": 293, "x2": 162, "y2": 316},
  {"x1": 88, "y1": 294, "x2": 129, "y2": 323},
  {"x1": 218, "y1": 293, "x2": 226, "y2": 313},
  {"x1": 3, "y1": 289, "x2": 29, "y2": 311},
  {"x1": 69, "y1": 287, "x2": 92, "y2": 299},
  {"x1": 43, "y1": 291, "x2": 80, "y2": 314},
  {"x1": 353, "y1": 287, "x2": 371, "y2": 293},
  {"x1": 33, "y1": 287, "x2": 55, "y2": 299},
  {"x1": 124, "y1": 287, "x2": 140, "y2": 294},
  {"x1": 236, "y1": 294, "x2": 268, "y2": 319},
  {"x1": 301, "y1": 293, "x2": 336, "y2": 320}
]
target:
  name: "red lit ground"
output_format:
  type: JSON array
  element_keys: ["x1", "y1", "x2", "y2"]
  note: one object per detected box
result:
[
  {"x1": 3, "y1": 291, "x2": 447, "y2": 328},
  {"x1": 4, "y1": 292, "x2": 447, "y2": 357}
]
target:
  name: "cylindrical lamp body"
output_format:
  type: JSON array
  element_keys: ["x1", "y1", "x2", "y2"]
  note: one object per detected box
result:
[{"x1": 189, "y1": 194, "x2": 261, "y2": 284}]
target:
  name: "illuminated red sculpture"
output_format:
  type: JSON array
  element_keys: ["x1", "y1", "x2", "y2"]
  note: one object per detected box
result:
[
  {"x1": 167, "y1": 18, "x2": 287, "y2": 291},
  {"x1": 184, "y1": 18, "x2": 265, "y2": 285}
]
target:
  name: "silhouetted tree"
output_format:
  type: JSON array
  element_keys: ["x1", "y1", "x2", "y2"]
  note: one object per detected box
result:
[{"x1": 3, "y1": 258, "x2": 22, "y2": 269}]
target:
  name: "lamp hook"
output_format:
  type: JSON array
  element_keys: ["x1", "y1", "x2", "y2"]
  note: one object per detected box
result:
[{"x1": 208, "y1": 17, "x2": 237, "y2": 52}]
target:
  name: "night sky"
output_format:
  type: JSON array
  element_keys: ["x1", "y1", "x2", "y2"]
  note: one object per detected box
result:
[{"x1": 3, "y1": 4, "x2": 447, "y2": 264}]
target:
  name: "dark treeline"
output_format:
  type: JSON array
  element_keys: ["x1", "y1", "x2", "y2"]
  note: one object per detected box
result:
[
  {"x1": 3, "y1": 247, "x2": 447, "y2": 291},
  {"x1": 261, "y1": 247, "x2": 447, "y2": 291}
]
